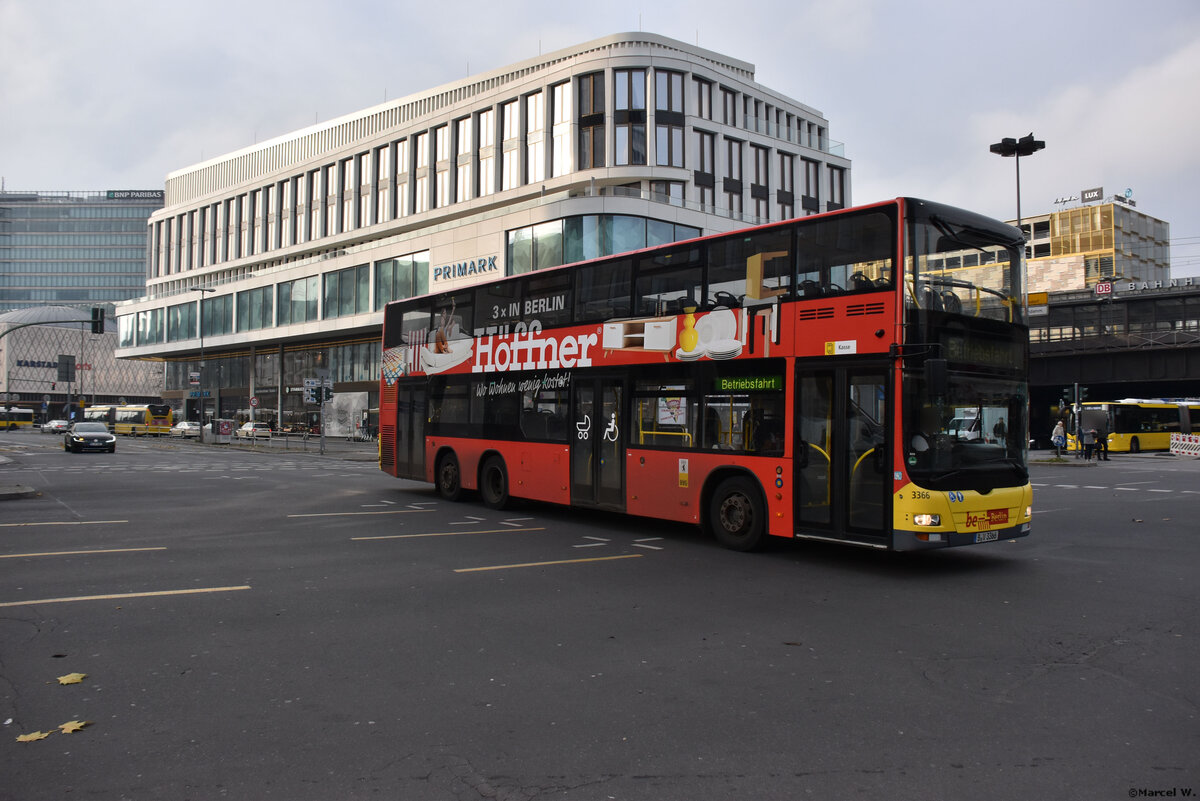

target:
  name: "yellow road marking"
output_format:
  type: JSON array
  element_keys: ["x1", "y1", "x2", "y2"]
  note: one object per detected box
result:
[
  {"x1": 353, "y1": 527, "x2": 545, "y2": 541},
  {"x1": 0, "y1": 520, "x2": 128, "y2": 528},
  {"x1": 288, "y1": 509, "x2": 433, "y2": 518},
  {"x1": 0, "y1": 586, "x2": 251, "y2": 608},
  {"x1": 0, "y1": 547, "x2": 166, "y2": 560},
  {"x1": 455, "y1": 554, "x2": 643, "y2": 573}
]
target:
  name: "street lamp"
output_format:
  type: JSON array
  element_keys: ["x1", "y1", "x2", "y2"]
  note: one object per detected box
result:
[
  {"x1": 191, "y1": 287, "x2": 214, "y2": 442},
  {"x1": 989, "y1": 133, "x2": 1045, "y2": 234}
]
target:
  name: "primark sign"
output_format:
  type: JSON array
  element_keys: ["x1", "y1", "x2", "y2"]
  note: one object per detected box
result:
[{"x1": 433, "y1": 255, "x2": 499, "y2": 283}]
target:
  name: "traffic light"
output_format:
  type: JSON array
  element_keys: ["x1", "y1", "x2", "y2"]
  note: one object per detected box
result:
[
  {"x1": 322, "y1": 387, "x2": 334, "y2": 402},
  {"x1": 51, "y1": 382, "x2": 56, "y2": 390},
  {"x1": 90, "y1": 306, "x2": 105, "y2": 334},
  {"x1": 1079, "y1": 386, "x2": 1088, "y2": 401}
]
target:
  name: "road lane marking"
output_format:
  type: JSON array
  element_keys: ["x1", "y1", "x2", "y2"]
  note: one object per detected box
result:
[
  {"x1": 633, "y1": 537, "x2": 664, "y2": 550},
  {"x1": 0, "y1": 520, "x2": 128, "y2": 528},
  {"x1": 352, "y1": 527, "x2": 545, "y2": 541},
  {"x1": 454, "y1": 554, "x2": 643, "y2": 573},
  {"x1": 288, "y1": 509, "x2": 434, "y2": 518},
  {"x1": 0, "y1": 586, "x2": 251, "y2": 608},
  {"x1": 0, "y1": 547, "x2": 166, "y2": 560}
]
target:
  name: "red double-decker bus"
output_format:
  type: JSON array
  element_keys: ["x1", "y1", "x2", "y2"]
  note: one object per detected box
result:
[{"x1": 379, "y1": 198, "x2": 1033, "y2": 551}]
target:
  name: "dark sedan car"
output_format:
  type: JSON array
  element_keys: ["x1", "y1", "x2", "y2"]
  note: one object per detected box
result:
[{"x1": 64, "y1": 422, "x2": 117, "y2": 453}]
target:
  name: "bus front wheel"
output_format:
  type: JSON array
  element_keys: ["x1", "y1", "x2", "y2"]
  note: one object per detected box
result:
[
  {"x1": 708, "y1": 476, "x2": 766, "y2": 552},
  {"x1": 436, "y1": 452, "x2": 463, "y2": 502},
  {"x1": 479, "y1": 456, "x2": 509, "y2": 510},
  {"x1": 1130, "y1": 437, "x2": 1140, "y2": 454}
]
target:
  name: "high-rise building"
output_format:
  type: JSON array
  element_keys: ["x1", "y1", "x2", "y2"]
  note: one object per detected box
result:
[
  {"x1": 1, "y1": 190, "x2": 165, "y2": 417},
  {"x1": 1020, "y1": 199, "x2": 1170, "y2": 293},
  {"x1": 114, "y1": 33, "x2": 852, "y2": 431},
  {"x1": 0, "y1": 190, "x2": 164, "y2": 313}
]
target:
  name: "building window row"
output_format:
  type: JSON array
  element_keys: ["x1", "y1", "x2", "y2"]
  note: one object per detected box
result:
[
  {"x1": 507, "y1": 213, "x2": 701, "y2": 276},
  {"x1": 122, "y1": 250, "x2": 430, "y2": 348},
  {"x1": 150, "y1": 67, "x2": 844, "y2": 278}
]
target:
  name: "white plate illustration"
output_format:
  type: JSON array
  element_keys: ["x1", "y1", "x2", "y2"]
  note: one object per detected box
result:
[
  {"x1": 705, "y1": 308, "x2": 737, "y2": 341},
  {"x1": 705, "y1": 338, "x2": 743, "y2": 359}
]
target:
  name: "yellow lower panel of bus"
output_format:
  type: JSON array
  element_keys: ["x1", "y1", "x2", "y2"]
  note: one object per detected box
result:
[{"x1": 893, "y1": 482, "x2": 1032, "y2": 548}]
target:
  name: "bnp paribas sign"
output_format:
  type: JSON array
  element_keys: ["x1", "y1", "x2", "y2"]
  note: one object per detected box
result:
[{"x1": 105, "y1": 190, "x2": 165, "y2": 200}]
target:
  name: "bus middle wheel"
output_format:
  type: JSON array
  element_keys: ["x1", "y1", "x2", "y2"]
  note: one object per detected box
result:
[
  {"x1": 436, "y1": 452, "x2": 463, "y2": 501},
  {"x1": 479, "y1": 456, "x2": 509, "y2": 510},
  {"x1": 708, "y1": 476, "x2": 766, "y2": 552}
]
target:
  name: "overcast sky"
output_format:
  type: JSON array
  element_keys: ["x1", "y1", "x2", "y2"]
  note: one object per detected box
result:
[{"x1": 3, "y1": 0, "x2": 1198, "y2": 276}]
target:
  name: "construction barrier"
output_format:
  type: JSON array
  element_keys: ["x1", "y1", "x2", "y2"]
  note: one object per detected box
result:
[{"x1": 1169, "y1": 433, "x2": 1200, "y2": 456}]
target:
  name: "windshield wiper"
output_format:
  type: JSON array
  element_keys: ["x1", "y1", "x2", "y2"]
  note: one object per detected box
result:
[{"x1": 930, "y1": 215, "x2": 1023, "y2": 251}]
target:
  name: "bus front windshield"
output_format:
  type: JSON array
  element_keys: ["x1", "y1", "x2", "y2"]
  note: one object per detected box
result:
[
  {"x1": 903, "y1": 199, "x2": 1029, "y2": 491},
  {"x1": 905, "y1": 199, "x2": 1025, "y2": 325}
]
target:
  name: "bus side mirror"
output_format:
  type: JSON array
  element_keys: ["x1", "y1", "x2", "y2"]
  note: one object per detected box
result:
[{"x1": 924, "y1": 358, "x2": 948, "y2": 398}]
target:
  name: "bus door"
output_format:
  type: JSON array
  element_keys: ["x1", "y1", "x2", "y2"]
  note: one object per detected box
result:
[
  {"x1": 795, "y1": 364, "x2": 890, "y2": 542},
  {"x1": 393, "y1": 384, "x2": 427, "y2": 481},
  {"x1": 570, "y1": 376, "x2": 626, "y2": 509}
]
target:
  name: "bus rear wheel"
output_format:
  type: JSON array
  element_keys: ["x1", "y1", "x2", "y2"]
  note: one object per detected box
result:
[
  {"x1": 436, "y1": 452, "x2": 463, "y2": 501},
  {"x1": 708, "y1": 476, "x2": 766, "y2": 552},
  {"x1": 1130, "y1": 437, "x2": 1140, "y2": 454},
  {"x1": 479, "y1": 456, "x2": 509, "y2": 510}
]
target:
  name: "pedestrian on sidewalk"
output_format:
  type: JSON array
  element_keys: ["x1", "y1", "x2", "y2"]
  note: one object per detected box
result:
[{"x1": 1082, "y1": 427, "x2": 1097, "y2": 461}]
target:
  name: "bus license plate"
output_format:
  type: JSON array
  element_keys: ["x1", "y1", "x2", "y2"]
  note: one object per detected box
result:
[{"x1": 975, "y1": 531, "x2": 999, "y2": 543}]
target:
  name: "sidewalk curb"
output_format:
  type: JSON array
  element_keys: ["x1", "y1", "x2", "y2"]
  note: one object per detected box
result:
[{"x1": 0, "y1": 484, "x2": 38, "y2": 501}]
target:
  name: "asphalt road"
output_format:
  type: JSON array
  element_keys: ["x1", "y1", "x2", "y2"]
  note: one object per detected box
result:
[{"x1": 1, "y1": 431, "x2": 1197, "y2": 800}]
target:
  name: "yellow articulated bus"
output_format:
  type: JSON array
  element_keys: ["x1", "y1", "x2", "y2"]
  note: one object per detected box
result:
[
  {"x1": 1068, "y1": 399, "x2": 1200, "y2": 453},
  {"x1": 1, "y1": 407, "x2": 36, "y2": 430},
  {"x1": 83, "y1": 405, "x2": 118, "y2": 430},
  {"x1": 113, "y1": 404, "x2": 174, "y2": 436}
]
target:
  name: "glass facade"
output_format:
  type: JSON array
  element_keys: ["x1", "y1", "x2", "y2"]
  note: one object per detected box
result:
[
  {"x1": 0, "y1": 190, "x2": 162, "y2": 312},
  {"x1": 507, "y1": 214, "x2": 702, "y2": 275}
]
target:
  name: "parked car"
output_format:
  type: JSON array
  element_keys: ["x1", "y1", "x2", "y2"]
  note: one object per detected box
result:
[
  {"x1": 63, "y1": 422, "x2": 116, "y2": 453},
  {"x1": 235, "y1": 422, "x2": 273, "y2": 439},
  {"x1": 170, "y1": 420, "x2": 201, "y2": 438},
  {"x1": 42, "y1": 419, "x2": 69, "y2": 434}
]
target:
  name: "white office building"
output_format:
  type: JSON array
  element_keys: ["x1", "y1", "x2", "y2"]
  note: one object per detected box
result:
[{"x1": 114, "y1": 32, "x2": 852, "y2": 432}]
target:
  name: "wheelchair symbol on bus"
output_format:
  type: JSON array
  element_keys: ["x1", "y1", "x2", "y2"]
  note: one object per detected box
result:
[{"x1": 603, "y1": 413, "x2": 619, "y2": 442}]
